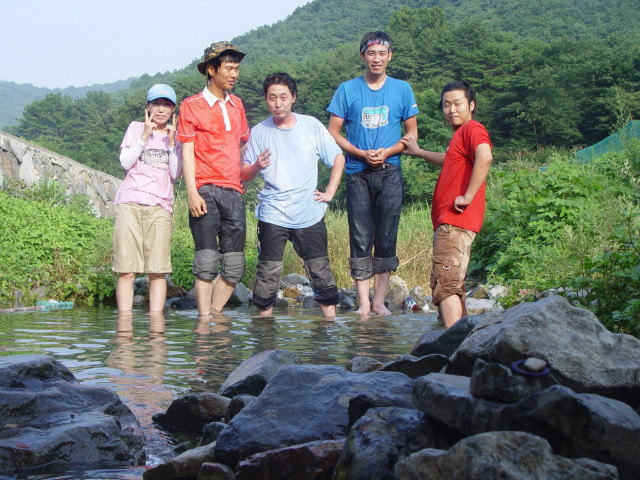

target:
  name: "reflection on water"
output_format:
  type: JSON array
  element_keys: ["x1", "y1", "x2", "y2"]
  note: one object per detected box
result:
[{"x1": 0, "y1": 305, "x2": 439, "y2": 479}]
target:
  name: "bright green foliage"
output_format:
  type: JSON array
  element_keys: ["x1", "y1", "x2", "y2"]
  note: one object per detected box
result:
[
  {"x1": 475, "y1": 154, "x2": 629, "y2": 290},
  {"x1": 571, "y1": 213, "x2": 640, "y2": 335},
  {"x1": 0, "y1": 184, "x2": 115, "y2": 307}
]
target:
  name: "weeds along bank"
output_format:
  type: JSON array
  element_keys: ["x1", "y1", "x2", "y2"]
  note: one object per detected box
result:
[
  {"x1": 1, "y1": 148, "x2": 638, "y2": 335},
  {"x1": 0, "y1": 181, "x2": 435, "y2": 309}
]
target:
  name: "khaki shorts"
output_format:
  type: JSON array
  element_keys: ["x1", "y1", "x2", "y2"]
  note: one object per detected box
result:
[
  {"x1": 112, "y1": 203, "x2": 173, "y2": 274},
  {"x1": 430, "y1": 224, "x2": 476, "y2": 308}
]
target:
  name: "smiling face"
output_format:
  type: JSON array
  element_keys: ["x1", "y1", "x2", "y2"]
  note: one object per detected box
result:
[
  {"x1": 208, "y1": 60, "x2": 240, "y2": 96},
  {"x1": 266, "y1": 83, "x2": 296, "y2": 125},
  {"x1": 441, "y1": 90, "x2": 475, "y2": 129},
  {"x1": 147, "y1": 98, "x2": 175, "y2": 126},
  {"x1": 361, "y1": 43, "x2": 392, "y2": 77}
]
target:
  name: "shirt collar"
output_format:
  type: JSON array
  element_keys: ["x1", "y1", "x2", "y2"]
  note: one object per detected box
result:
[{"x1": 202, "y1": 87, "x2": 234, "y2": 108}]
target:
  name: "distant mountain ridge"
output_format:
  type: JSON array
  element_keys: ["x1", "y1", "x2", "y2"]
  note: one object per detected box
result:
[{"x1": 0, "y1": 78, "x2": 135, "y2": 128}]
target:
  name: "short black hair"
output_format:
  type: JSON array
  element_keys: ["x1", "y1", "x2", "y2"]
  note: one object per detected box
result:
[
  {"x1": 262, "y1": 72, "x2": 298, "y2": 97},
  {"x1": 440, "y1": 81, "x2": 477, "y2": 117},
  {"x1": 360, "y1": 31, "x2": 392, "y2": 54},
  {"x1": 206, "y1": 53, "x2": 243, "y2": 80}
]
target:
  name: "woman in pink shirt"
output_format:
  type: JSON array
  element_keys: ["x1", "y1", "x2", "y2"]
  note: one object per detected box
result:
[{"x1": 112, "y1": 84, "x2": 182, "y2": 312}]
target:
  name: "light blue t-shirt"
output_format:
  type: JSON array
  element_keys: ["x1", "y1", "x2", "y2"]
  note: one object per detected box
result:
[
  {"x1": 243, "y1": 113, "x2": 342, "y2": 229},
  {"x1": 327, "y1": 76, "x2": 419, "y2": 174}
]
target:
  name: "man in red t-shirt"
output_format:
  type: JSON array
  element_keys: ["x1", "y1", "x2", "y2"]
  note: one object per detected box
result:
[
  {"x1": 401, "y1": 81, "x2": 493, "y2": 327},
  {"x1": 177, "y1": 41, "x2": 250, "y2": 316}
]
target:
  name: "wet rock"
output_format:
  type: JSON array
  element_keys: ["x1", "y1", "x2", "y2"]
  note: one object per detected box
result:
[
  {"x1": 224, "y1": 394, "x2": 256, "y2": 423},
  {"x1": 448, "y1": 295, "x2": 640, "y2": 408},
  {"x1": 282, "y1": 273, "x2": 309, "y2": 287},
  {"x1": 465, "y1": 298, "x2": 497, "y2": 314},
  {"x1": 413, "y1": 374, "x2": 640, "y2": 480},
  {"x1": 227, "y1": 283, "x2": 249, "y2": 306},
  {"x1": 170, "y1": 294, "x2": 198, "y2": 310},
  {"x1": 154, "y1": 393, "x2": 230, "y2": 435},
  {"x1": 134, "y1": 276, "x2": 150, "y2": 293},
  {"x1": 218, "y1": 349, "x2": 302, "y2": 398},
  {"x1": 335, "y1": 407, "x2": 459, "y2": 480},
  {"x1": 395, "y1": 431, "x2": 619, "y2": 480},
  {"x1": 409, "y1": 286, "x2": 428, "y2": 305},
  {"x1": 0, "y1": 355, "x2": 145, "y2": 470},
  {"x1": 338, "y1": 290, "x2": 357, "y2": 311},
  {"x1": 284, "y1": 285, "x2": 303, "y2": 299},
  {"x1": 346, "y1": 356, "x2": 383, "y2": 373},
  {"x1": 133, "y1": 294, "x2": 145, "y2": 306},
  {"x1": 235, "y1": 439, "x2": 344, "y2": 480},
  {"x1": 197, "y1": 462, "x2": 236, "y2": 480},
  {"x1": 214, "y1": 365, "x2": 415, "y2": 467},
  {"x1": 203, "y1": 422, "x2": 227, "y2": 445},
  {"x1": 347, "y1": 391, "x2": 418, "y2": 427},
  {"x1": 469, "y1": 358, "x2": 553, "y2": 403},
  {"x1": 411, "y1": 314, "x2": 484, "y2": 358},
  {"x1": 380, "y1": 354, "x2": 449, "y2": 378},
  {"x1": 385, "y1": 275, "x2": 409, "y2": 311},
  {"x1": 143, "y1": 442, "x2": 217, "y2": 480}
]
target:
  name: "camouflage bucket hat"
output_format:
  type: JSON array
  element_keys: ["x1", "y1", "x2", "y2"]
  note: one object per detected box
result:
[{"x1": 197, "y1": 41, "x2": 246, "y2": 75}]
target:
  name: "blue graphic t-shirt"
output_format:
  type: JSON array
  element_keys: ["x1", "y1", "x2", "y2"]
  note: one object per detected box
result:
[{"x1": 327, "y1": 76, "x2": 418, "y2": 174}]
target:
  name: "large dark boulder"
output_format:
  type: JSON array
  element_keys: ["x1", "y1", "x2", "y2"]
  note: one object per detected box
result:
[
  {"x1": 413, "y1": 373, "x2": 640, "y2": 480},
  {"x1": 394, "y1": 431, "x2": 619, "y2": 480},
  {"x1": 0, "y1": 355, "x2": 145, "y2": 472},
  {"x1": 334, "y1": 407, "x2": 459, "y2": 480},
  {"x1": 448, "y1": 295, "x2": 640, "y2": 408},
  {"x1": 218, "y1": 349, "x2": 302, "y2": 398},
  {"x1": 214, "y1": 365, "x2": 415, "y2": 467},
  {"x1": 379, "y1": 354, "x2": 449, "y2": 378}
]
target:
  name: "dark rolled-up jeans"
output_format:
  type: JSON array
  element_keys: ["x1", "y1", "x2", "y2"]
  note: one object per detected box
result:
[{"x1": 345, "y1": 163, "x2": 402, "y2": 279}]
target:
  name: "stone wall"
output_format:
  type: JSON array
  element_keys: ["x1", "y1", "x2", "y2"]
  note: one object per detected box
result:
[{"x1": 0, "y1": 130, "x2": 121, "y2": 217}]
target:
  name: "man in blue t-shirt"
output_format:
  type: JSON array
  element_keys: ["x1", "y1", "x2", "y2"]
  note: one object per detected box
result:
[
  {"x1": 242, "y1": 73, "x2": 345, "y2": 318},
  {"x1": 328, "y1": 31, "x2": 418, "y2": 316}
]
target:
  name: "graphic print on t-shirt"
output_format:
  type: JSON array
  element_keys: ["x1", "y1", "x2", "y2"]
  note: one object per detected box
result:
[
  {"x1": 361, "y1": 106, "x2": 389, "y2": 129},
  {"x1": 141, "y1": 148, "x2": 169, "y2": 166}
]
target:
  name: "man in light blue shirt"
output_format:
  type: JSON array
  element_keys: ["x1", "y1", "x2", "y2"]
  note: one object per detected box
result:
[{"x1": 242, "y1": 73, "x2": 345, "y2": 317}]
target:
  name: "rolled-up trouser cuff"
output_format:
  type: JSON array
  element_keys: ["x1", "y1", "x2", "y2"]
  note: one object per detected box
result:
[
  {"x1": 315, "y1": 286, "x2": 340, "y2": 306},
  {"x1": 252, "y1": 292, "x2": 277, "y2": 311},
  {"x1": 373, "y1": 256, "x2": 399, "y2": 274},
  {"x1": 221, "y1": 251, "x2": 246, "y2": 284},
  {"x1": 349, "y1": 256, "x2": 373, "y2": 280},
  {"x1": 253, "y1": 260, "x2": 283, "y2": 301},
  {"x1": 193, "y1": 249, "x2": 221, "y2": 281}
]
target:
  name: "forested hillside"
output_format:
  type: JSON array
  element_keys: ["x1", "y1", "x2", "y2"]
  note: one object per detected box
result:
[
  {"x1": 233, "y1": 0, "x2": 639, "y2": 62},
  {"x1": 0, "y1": 78, "x2": 136, "y2": 128},
  {"x1": 6, "y1": 0, "x2": 640, "y2": 183}
]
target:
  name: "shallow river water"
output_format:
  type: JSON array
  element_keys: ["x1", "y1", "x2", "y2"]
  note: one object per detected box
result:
[{"x1": 0, "y1": 304, "x2": 440, "y2": 479}]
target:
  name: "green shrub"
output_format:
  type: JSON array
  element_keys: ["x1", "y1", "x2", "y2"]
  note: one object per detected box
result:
[{"x1": 475, "y1": 153, "x2": 629, "y2": 291}]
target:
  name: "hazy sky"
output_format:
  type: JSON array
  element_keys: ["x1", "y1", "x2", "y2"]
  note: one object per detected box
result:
[{"x1": 1, "y1": 0, "x2": 311, "y2": 89}]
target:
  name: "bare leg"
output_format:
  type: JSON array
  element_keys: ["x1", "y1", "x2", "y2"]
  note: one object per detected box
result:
[
  {"x1": 194, "y1": 277, "x2": 214, "y2": 316},
  {"x1": 193, "y1": 314, "x2": 212, "y2": 334},
  {"x1": 258, "y1": 307, "x2": 274, "y2": 317},
  {"x1": 116, "y1": 273, "x2": 136, "y2": 311},
  {"x1": 355, "y1": 278, "x2": 371, "y2": 315},
  {"x1": 372, "y1": 272, "x2": 392, "y2": 315},
  {"x1": 211, "y1": 276, "x2": 236, "y2": 313},
  {"x1": 439, "y1": 294, "x2": 463, "y2": 328},
  {"x1": 148, "y1": 273, "x2": 167, "y2": 312},
  {"x1": 320, "y1": 303, "x2": 336, "y2": 319}
]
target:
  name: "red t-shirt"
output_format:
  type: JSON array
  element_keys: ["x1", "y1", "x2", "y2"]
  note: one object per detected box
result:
[
  {"x1": 431, "y1": 119, "x2": 492, "y2": 233},
  {"x1": 177, "y1": 92, "x2": 250, "y2": 193}
]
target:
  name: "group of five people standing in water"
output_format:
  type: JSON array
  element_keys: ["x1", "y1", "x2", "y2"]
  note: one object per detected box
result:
[{"x1": 112, "y1": 32, "x2": 493, "y2": 329}]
